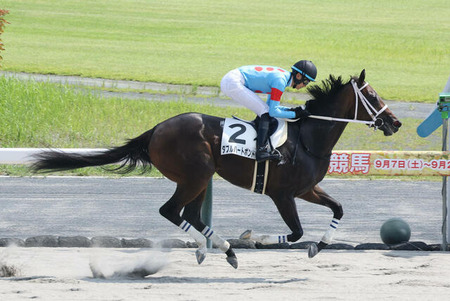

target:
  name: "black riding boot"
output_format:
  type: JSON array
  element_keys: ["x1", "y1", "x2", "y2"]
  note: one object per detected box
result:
[{"x1": 255, "y1": 113, "x2": 281, "y2": 162}]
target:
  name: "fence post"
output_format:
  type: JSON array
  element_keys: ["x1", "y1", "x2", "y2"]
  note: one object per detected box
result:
[
  {"x1": 442, "y1": 118, "x2": 449, "y2": 251},
  {"x1": 201, "y1": 178, "x2": 213, "y2": 248},
  {"x1": 442, "y1": 76, "x2": 450, "y2": 251}
]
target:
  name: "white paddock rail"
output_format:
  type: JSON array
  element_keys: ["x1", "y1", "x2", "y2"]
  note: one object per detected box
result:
[{"x1": 0, "y1": 148, "x2": 107, "y2": 164}]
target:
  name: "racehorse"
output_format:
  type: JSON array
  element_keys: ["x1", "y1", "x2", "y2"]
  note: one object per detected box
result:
[{"x1": 32, "y1": 70, "x2": 401, "y2": 269}]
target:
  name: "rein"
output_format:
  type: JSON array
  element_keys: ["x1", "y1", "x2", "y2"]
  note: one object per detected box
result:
[{"x1": 308, "y1": 80, "x2": 388, "y2": 130}]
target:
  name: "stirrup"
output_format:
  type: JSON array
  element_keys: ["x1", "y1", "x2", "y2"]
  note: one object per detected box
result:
[{"x1": 256, "y1": 148, "x2": 282, "y2": 163}]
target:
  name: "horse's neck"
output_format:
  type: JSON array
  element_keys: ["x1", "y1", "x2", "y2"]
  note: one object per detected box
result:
[
  {"x1": 300, "y1": 121, "x2": 348, "y2": 158},
  {"x1": 302, "y1": 88, "x2": 355, "y2": 158}
]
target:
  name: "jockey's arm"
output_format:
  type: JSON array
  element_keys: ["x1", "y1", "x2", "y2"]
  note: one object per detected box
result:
[{"x1": 267, "y1": 88, "x2": 296, "y2": 119}]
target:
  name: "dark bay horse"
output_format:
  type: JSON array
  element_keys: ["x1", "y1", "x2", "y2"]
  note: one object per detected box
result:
[{"x1": 32, "y1": 70, "x2": 401, "y2": 268}]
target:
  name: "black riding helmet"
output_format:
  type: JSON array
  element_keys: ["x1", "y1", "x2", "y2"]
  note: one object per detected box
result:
[{"x1": 291, "y1": 60, "x2": 317, "y2": 85}]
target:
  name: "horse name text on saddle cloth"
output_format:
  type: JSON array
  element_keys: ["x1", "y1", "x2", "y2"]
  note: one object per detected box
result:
[{"x1": 220, "y1": 118, "x2": 288, "y2": 159}]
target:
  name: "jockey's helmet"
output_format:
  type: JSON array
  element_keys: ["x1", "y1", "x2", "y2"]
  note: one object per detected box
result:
[{"x1": 291, "y1": 60, "x2": 317, "y2": 82}]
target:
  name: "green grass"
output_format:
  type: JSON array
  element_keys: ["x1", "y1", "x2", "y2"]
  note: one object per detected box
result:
[
  {"x1": 1, "y1": 0, "x2": 449, "y2": 102},
  {"x1": 0, "y1": 76, "x2": 441, "y2": 150},
  {"x1": 0, "y1": 77, "x2": 254, "y2": 148}
]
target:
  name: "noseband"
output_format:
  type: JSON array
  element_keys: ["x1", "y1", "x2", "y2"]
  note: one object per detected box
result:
[{"x1": 309, "y1": 80, "x2": 388, "y2": 130}]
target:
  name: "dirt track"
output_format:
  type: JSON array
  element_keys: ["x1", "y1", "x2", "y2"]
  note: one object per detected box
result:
[
  {"x1": 1, "y1": 247, "x2": 449, "y2": 301},
  {"x1": 0, "y1": 177, "x2": 444, "y2": 246}
]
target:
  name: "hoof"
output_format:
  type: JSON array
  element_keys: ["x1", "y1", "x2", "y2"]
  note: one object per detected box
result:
[
  {"x1": 226, "y1": 256, "x2": 238, "y2": 269},
  {"x1": 195, "y1": 248, "x2": 207, "y2": 265},
  {"x1": 239, "y1": 230, "x2": 252, "y2": 240},
  {"x1": 308, "y1": 243, "x2": 319, "y2": 258}
]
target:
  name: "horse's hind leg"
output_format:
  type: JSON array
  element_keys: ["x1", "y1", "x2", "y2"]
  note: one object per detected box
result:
[
  {"x1": 182, "y1": 193, "x2": 238, "y2": 269},
  {"x1": 300, "y1": 185, "x2": 344, "y2": 258},
  {"x1": 159, "y1": 183, "x2": 238, "y2": 268},
  {"x1": 159, "y1": 184, "x2": 207, "y2": 258}
]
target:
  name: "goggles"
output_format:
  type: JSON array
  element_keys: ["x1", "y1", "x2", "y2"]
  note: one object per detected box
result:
[{"x1": 301, "y1": 78, "x2": 311, "y2": 86}]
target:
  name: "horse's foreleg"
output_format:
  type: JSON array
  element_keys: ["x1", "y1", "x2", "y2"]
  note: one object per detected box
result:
[
  {"x1": 240, "y1": 230, "x2": 304, "y2": 245},
  {"x1": 300, "y1": 185, "x2": 343, "y2": 258},
  {"x1": 241, "y1": 193, "x2": 304, "y2": 245},
  {"x1": 240, "y1": 231, "x2": 290, "y2": 244}
]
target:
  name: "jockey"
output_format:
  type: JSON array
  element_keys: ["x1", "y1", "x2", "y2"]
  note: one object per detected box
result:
[{"x1": 221, "y1": 60, "x2": 317, "y2": 162}]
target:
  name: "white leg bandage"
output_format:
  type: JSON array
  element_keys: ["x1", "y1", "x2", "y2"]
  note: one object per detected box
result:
[
  {"x1": 251, "y1": 234, "x2": 288, "y2": 245},
  {"x1": 202, "y1": 226, "x2": 230, "y2": 252},
  {"x1": 321, "y1": 218, "x2": 340, "y2": 244},
  {"x1": 180, "y1": 220, "x2": 206, "y2": 248}
]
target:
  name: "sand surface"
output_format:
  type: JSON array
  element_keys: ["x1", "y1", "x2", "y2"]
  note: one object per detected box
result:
[{"x1": 1, "y1": 247, "x2": 449, "y2": 301}]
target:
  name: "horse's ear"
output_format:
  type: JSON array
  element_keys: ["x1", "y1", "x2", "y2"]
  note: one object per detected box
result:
[{"x1": 358, "y1": 69, "x2": 366, "y2": 86}]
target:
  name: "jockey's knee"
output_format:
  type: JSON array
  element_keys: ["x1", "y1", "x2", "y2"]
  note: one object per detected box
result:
[{"x1": 287, "y1": 230, "x2": 303, "y2": 242}]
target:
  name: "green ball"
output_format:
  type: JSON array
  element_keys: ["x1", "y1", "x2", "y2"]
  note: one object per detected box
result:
[{"x1": 380, "y1": 218, "x2": 411, "y2": 245}]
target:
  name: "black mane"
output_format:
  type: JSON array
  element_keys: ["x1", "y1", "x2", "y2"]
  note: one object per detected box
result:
[{"x1": 305, "y1": 74, "x2": 357, "y2": 113}]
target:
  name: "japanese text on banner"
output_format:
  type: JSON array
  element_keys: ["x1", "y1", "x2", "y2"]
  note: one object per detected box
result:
[{"x1": 327, "y1": 151, "x2": 450, "y2": 176}]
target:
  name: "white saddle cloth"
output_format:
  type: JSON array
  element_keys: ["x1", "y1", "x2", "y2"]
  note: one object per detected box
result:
[{"x1": 221, "y1": 117, "x2": 288, "y2": 160}]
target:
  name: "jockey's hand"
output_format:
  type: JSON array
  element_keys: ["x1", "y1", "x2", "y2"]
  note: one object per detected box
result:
[{"x1": 290, "y1": 107, "x2": 310, "y2": 119}]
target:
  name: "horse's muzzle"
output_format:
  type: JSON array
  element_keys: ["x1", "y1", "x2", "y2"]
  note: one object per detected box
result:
[{"x1": 381, "y1": 118, "x2": 402, "y2": 136}]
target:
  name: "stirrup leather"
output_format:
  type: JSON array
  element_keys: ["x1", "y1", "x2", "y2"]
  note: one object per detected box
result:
[
  {"x1": 256, "y1": 113, "x2": 282, "y2": 162},
  {"x1": 256, "y1": 145, "x2": 281, "y2": 162}
]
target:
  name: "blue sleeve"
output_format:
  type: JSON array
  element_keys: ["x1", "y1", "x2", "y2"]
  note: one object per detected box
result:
[{"x1": 268, "y1": 99, "x2": 296, "y2": 119}]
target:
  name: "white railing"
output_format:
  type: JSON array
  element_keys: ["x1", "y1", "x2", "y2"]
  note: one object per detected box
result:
[{"x1": 0, "y1": 148, "x2": 107, "y2": 164}]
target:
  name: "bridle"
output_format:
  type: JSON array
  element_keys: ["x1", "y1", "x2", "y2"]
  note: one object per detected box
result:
[
  {"x1": 308, "y1": 80, "x2": 388, "y2": 130},
  {"x1": 291, "y1": 79, "x2": 389, "y2": 163}
]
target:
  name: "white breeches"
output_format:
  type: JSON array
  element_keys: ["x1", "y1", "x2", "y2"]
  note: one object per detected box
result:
[{"x1": 220, "y1": 69, "x2": 269, "y2": 117}]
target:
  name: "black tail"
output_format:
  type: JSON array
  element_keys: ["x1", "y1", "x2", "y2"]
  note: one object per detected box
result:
[{"x1": 31, "y1": 129, "x2": 154, "y2": 174}]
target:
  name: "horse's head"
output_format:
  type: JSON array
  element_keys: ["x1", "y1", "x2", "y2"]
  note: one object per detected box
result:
[
  {"x1": 353, "y1": 70, "x2": 402, "y2": 136},
  {"x1": 304, "y1": 70, "x2": 402, "y2": 136}
]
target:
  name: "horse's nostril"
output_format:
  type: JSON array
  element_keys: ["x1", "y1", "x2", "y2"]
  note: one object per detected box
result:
[{"x1": 393, "y1": 120, "x2": 402, "y2": 128}]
